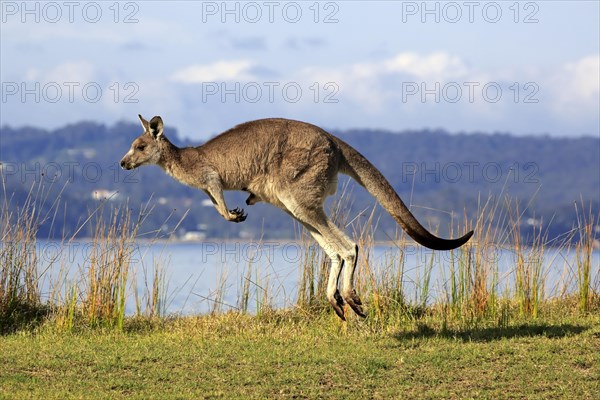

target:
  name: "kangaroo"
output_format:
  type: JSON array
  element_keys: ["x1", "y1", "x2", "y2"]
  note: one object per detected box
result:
[{"x1": 120, "y1": 115, "x2": 474, "y2": 320}]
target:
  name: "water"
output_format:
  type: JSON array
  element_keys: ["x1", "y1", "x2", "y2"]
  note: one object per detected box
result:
[{"x1": 34, "y1": 240, "x2": 599, "y2": 315}]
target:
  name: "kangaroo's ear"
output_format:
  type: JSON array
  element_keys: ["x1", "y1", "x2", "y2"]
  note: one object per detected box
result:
[
  {"x1": 138, "y1": 114, "x2": 150, "y2": 131},
  {"x1": 148, "y1": 116, "x2": 164, "y2": 140}
]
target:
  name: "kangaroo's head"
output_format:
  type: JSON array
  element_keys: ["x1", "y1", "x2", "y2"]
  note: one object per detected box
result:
[{"x1": 120, "y1": 114, "x2": 165, "y2": 170}]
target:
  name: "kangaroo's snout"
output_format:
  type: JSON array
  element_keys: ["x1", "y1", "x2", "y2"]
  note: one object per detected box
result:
[{"x1": 120, "y1": 158, "x2": 132, "y2": 170}]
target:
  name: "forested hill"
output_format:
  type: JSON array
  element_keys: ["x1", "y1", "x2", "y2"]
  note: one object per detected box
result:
[{"x1": 1, "y1": 121, "x2": 598, "y2": 241}]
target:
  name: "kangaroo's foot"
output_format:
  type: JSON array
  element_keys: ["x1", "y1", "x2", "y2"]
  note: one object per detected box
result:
[
  {"x1": 228, "y1": 208, "x2": 247, "y2": 223},
  {"x1": 330, "y1": 289, "x2": 346, "y2": 321},
  {"x1": 344, "y1": 289, "x2": 366, "y2": 318}
]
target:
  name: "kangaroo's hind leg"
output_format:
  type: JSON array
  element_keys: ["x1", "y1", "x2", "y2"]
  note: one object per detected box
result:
[
  {"x1": 323, "y1": 219, "x2": 365, "y2": 317},
  {"x1": 290, "y1": 217, "x2": 346, "y2": 321},
  {"x1": 301, "y1": 223, "x2": 346, "y2": 320},
  {"x1": 280, "y1": 196, "x2": 365, "y2": 319},
  {"x1": 296, "y1": 199, "x2": 365, "y2": 317}
]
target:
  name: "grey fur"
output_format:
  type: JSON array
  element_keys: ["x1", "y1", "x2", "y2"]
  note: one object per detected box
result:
[{"x1": 121, "y1": 115, "x2": 474, "y2": 320}]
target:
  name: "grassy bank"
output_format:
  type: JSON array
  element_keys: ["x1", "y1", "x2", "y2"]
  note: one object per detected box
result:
[{"x1": 1, "y1": 310, "x2": 599, "y2": 399}]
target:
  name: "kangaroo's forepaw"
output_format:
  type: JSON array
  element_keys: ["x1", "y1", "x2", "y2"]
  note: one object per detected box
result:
[
  {"x1": 330, "y1": 290, "x2": 346, "y2": 321},
  {"x1": 229, "y1": 208, "x2": 247, "y2": 223},
  {"x1": 344, "y1": 289, "x2": 366, "y2": 318}
]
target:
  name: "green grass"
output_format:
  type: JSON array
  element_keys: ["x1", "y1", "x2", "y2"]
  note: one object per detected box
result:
[{"x1": 1, "y1": 311, "x2": 599, "y2": 400}]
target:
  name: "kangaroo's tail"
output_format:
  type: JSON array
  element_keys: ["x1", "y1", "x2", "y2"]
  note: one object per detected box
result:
[{"x1": 332, "y1": 136, "x2": 473, "y2": 251}]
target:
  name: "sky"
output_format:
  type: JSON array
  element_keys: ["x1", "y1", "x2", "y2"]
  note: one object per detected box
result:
[{"x1": 1, "y1": 0, "x2": 599, "y2": 139}]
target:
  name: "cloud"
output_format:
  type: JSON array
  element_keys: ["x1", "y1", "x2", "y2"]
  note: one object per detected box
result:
[
  {"x1": 308, "y1": 51, "x2": 471, "y2": 82},
  {"x1": 24, "y1": 61, "x2": 97, "y2": 83},
  {"x1": 285, "y1": 37, "x2": 327, "y2": 50},
  {"x1": 246, "y1": 65, "x2": 279, "y2": 79},
  {"x1": 297, "y1": 51, "x2": 472, "y2": 112},
  {"x1": 383, "y1": 52, "x2": 469, "y2": 81},
  {"x1": 230, "y1": 36, "x2": 267, "y2": 51},
  {"x1": 554, "y1": 55, "x2": 600, "y2": 109},
  {"x1": 205, "y1": 31, "x2": 267, "y2": 51},
  {"x1": 170, "y1": 60, "x2": 257, "y2": 83},
  {"x1": 295, "y1": 52, "x2": 599, "y2": 135}
]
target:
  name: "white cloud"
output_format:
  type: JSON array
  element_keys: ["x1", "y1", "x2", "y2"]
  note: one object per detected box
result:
[
  {"x1": 548, "y1": 55, "x2": 600, "y2": 117},
  {"x1": 170, "y1": 60, "x2": 256, "y2": 83},
  {"x1": 537, "y1": 54, "x2": 600, "y2": 125},
  {"x1": 297, "y1": 52, "x2": 472, "y2": 113},
  {"x1": 24, "y1": 61, "x2": 96, "y2": 83},
  {"x1": 295, "y1": 52, "x2": 600, "y2": 131},
  {"x1": 383, "y1": 52, "x2": 469, "y2": 81},
  {"x1": 301, "y1": 51, "x2": 470, "y2": 83}
]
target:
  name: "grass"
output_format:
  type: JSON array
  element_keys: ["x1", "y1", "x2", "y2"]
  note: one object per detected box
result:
[
  {"x1": 0, "y1": 176, "x2": 177, "y2": 333},
  {"x1": 3, "y1": 174, "x2": 598, "y2": 332},
  {"x1": 576, "y1": 201, "x2": 596, "y2": 313},
  {"x1": 0, "y1": 178, "x2": 57, "y2": 332},
  {"x1": 0, "y1": 311, "x2": 598, "y2": 399}
]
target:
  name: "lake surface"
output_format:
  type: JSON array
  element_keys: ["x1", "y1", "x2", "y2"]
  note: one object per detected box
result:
[{"x1": 35, "y1": 240, "x2": 599, "y2": 315}]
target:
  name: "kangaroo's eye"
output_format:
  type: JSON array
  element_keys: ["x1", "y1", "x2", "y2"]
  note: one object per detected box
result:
[{"x1": 136, "y1": 145, "x2": 146, "y2": 151}]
